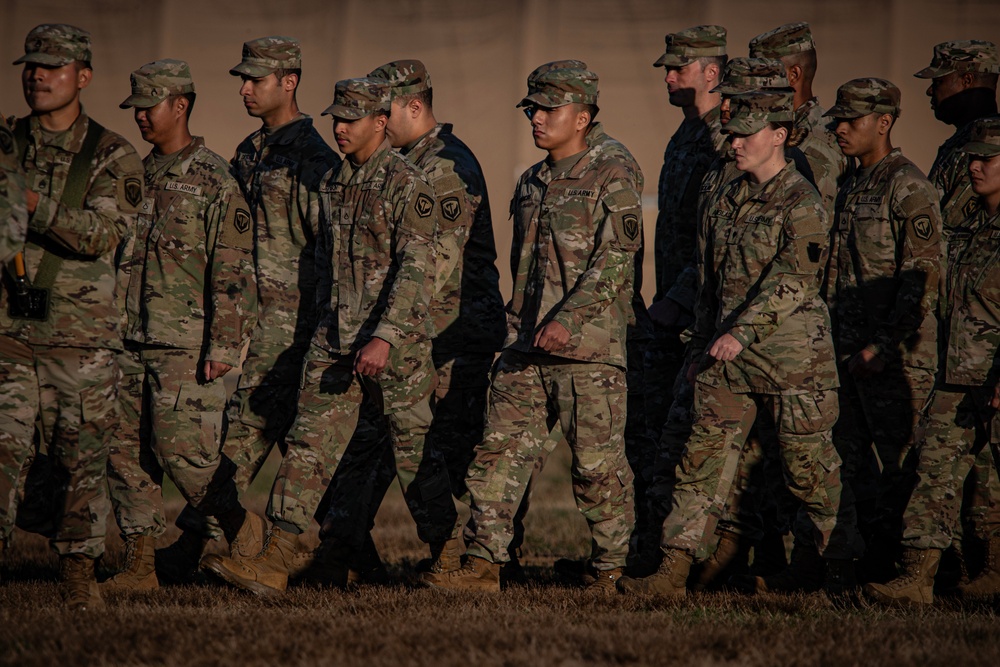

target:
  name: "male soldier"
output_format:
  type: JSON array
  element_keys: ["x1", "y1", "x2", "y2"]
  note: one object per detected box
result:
[
  {"x1": 749, "y1": 22, "x2": 849, "y2": 212},
  {"x1": 645, "y1": 26, "x2": 728, "y2": 447},
  {"x1": 0, "y1": 119, "x2": 27, "y2": 263},
  {"x1": 101, "y1": 59, "x2": 257, "y2": 590},
  {"x1": 423, "y1": 66, "x2": 642, "y2": 593},
  {"x1": 160, "y1": 37, "x2": 340, "y2": 579},
  {"x1": 317, "y1": 60, "x2": 506, "y2": 577},
  {"x1": 201, "y1": 77, "x2": 455, "y2": 596},
  {"x1": 866, "y1": 117, "x2": 1000, "y2": 606},
  {"x1": 821, "y1": 79, "x2": 941, "y2": 584},
  {"x1": 0, "y1": 24, "x2": 143, "y2": 609}
]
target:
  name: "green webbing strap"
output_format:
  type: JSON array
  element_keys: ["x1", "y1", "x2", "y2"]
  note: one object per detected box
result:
[{"x1": 14, "y1": 116, "x2": 105, "y2": 290}]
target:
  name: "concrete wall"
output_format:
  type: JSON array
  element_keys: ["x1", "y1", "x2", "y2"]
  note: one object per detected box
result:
[{"x1": 3, "y1": 0, "x2": 999, "y2": 299}]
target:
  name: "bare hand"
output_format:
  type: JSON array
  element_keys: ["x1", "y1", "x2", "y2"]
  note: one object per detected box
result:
[
  {"x1": 202, "y1": 360, "x2": 233, "y2": 381},
  {"x1": 848, "y1": 348, "x2": 885, "y2": 379},
  {"x1": 686, "y1": 361, "x2": 699, "y2": 384},
  {"x1": 354, "y1": 337, "x2": 391, "y2": 376},
  {"x1": 991, "y1": 385, "x2": 1000, "y2": 410},
  {"x1": 708, "y1": 333, "x2": 743, "y2": 361},
  {"x1": 26, "y1": 189, "x2": 39, "y2": 215},
  {"x1": 533, "y1": 321, "x2": 571, "y2": 353}
]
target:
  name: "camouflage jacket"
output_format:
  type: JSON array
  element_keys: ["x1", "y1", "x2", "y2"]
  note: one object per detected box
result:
[
  {"x1": 943, "y1": 208, "x2": 1000, "y2": 387},
  {"x1": 691, "y1": 160, "x2": 838, "y2": 394},
  {"x1": 0, "y1": 120, "x2": 27, "y2": 264},
  {"x1": 655, "y1": 104, "x2": 726, "y2": 310},
  {"x1": 0, "y1": 112, "x2": 142, "y2": 350},
  {"x1": 402, "y1": 123, "x2": 505, "y2": 360},
  {"x1": 506, "y1": 123, "x2": 643, "y2": 368},
  {"x1": 794, "y1": 98, "x2": 850, "y2": 215},
  {"x1": 825, "y1": 149, "x2": 941, "y2": 393},
  {"x1": 124, "y1": 137, "x2": 257, "y2": 367},
  {"x1": 313, "y1": 139, "x2": 438, "y2": 355},
  {"x1": 231, "y1": 114, "x2": 339, "y2": 386}
]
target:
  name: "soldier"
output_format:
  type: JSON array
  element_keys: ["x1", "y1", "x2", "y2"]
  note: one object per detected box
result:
[
  {"x1": 422, "y1": 66, "x2": 642, "y2": 594},
  {"x1": 101, "y1": 59, "x2": 258, "y2": 590},
  {"x1": 0, "y1": 24, "x2": 143, "y2": 609},
  {"x1": 644, "y1": 25, "x2": 728, "y2": 452},
  {"x1": 0, "y1": 118, "x2": 27, "y2": 263},
  {"x1": 201, "y1": 77, "x2": 456, "y2": 596},
  {"x1": 317, "y1": 60, "x2": 506, "y2": 578},
  {"x1": 160, "y1": 37, "x2": 340, "y2": 580},
  {"x1": 618, "y1": 91, "x2": 861, "y2": 598},
  {"x1": 821, "y1": 79, "x2": 941, "y2": 583},
  {"x1": 749, "y1": 22, "x2": 849, "y2": 212},
  {"x1": 866, "y1": 117, "x2": 1000, "y2": 606}
]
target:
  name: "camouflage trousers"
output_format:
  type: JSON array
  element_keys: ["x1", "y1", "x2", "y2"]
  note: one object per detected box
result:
[
  {"x1": 106, "y1": 346, "x2": 236, "y2": 539},
  {"x1": 0, "y1": 335, "x2": 115, "y2": 557},
  {"x1": 268, "y1": 341, "x2": 457, "y2": 544},
  {"x1": 662, "y1": 381, "x2": 861, "y2": 561},
  {"x1": 465, "y1": 350, "x2": 635, "y2": 570},
  {"x1": 901, "y1": 384, "x2": 1000, "y2": 550}
]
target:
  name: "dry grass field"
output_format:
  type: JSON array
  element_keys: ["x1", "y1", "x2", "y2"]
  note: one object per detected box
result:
[{"x1": 2, "y1": 446, "x2": 999, "y2": 667}]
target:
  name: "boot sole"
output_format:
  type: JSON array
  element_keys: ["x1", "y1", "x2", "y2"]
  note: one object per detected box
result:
[{"x1": 200, "y1": 555, "x2": 285, "y2": 598}]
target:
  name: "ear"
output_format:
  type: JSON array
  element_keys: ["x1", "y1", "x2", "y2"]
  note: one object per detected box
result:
[
  {"x1": 786, "y1": 64, "x2": 802, "y2": 87},
  {"x1": 173, "y1": 96, "x2": 188, "y2": 120},
  {"x1": 703, "y1": 62, "x2": 721, "y2": 84},
  {"x1": 283, "y1": 72, "x2": 298, "y2": 92},
  {"x1": 960, "y1": 71, "x2": 976, "y2": 90},
  {"x1": 773, "y1": 126, "x2": 788, "y2": 146},
  {"x1": 877, "y1": 113, "x2": 893, "y2": 135},
  {"x1": 374, "y1": 114, "x2": 388, "y2": 132},
  {"x1": 576, "y1": 108, "x2": 591, "y2": 131},
  {"x1": 408, "y1": 98, "x2": 422, "y2": 118},
  {"x1": 77, "y1": 66, "x2": 92, "y2": 91}
]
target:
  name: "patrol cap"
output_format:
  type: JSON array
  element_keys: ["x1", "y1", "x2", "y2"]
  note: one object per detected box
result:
[
  {"x1": 723, "y1": 89, "x2": 795, "y2": 135},
  {"x1": 749, "y1": 22, "x2": 816, "y2": 58},
  {"x1": 824, "y1": 78, "x2": 901, "y2": 119},
  {"x1": 322, "y1": 77, "x2": 391, "y2": 119},
  {"x1": 119, "y1": 59, "x2": 195, "y2": 109},
  {"x1": 913, "y1": 40, "x2": 1000, "y2": 78},
  {"x1": 654, "y1": 25, "x2": 727, "y2": 68},
  {"x1": 963, "y1": 117, "x2": 1000, "y2": 157},
  {"x1": 528, "y1": 60, "x2": 588, "y2": 83},
  {"x1": 712, "y1": 57, "x2": 789, "y2": 94},
  {"x1": 368, "y1": 60, "x2": 432, "y2": 98},
  {"x1": 517, "y1": 66, "x2": 599, "y2": 108},
  {"x1": 229, "y1": 36, "x2": 301, "y2": 77},
  {"x1": 14, "y1": 24, "x2": 92, "y2": 67}
]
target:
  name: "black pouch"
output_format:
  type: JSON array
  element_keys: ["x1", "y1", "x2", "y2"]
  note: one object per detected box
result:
[{"x1": 7, "y1": 287, "x2": 50, "y2": 321}]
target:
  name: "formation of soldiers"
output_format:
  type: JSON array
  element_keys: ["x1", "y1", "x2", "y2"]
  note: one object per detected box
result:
[{"x1": 1, "y1": 20, "x2": 999, "y2": 612}]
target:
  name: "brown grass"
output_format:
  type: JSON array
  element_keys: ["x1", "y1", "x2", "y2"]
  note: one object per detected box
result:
[{"x1": 2, "y1": 445, "x2": 999, "y2": 667}]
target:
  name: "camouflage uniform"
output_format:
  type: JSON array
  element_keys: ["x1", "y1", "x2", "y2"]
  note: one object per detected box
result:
[
  {"x1": 0, "y1": 25, "x2": 143, "y2": 558},
  {"x1": 645, "y1": 26, "x2": 729, "y2": 444},
  {"x1": 106, "y1": 61, "x2": 257, "y2": 540},
  {"x1": 0, "y1": 120, "x2": 27, "y2": 263},
  {"x1": 900, "y1": 119, "x2": 1000, "y2": 551},
  {"x1": 822, "y1": 79, "x2": 942, "y2": 545},
  {"x1": 264, "y1": 78, "x2": 456, "y2": 545},
  {"x1": 462, "y1": 67, "x2": 640, "y2": 570},
  {"x1": 661, "y1": 92, "x2": 860, "y2": 562}
]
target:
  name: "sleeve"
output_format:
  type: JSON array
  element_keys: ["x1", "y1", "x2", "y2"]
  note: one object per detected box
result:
[
  {"x1": 294, "y1": 151, "x2": 340, "y2": 340},
  {"x1": 726, "y1": 191, "x2": 829, "y2": 347},
  {"x1": 431, "y1": 170, "x2": 473, "y2": 296},
  {"x1": 203, "y1": 178, "x2": 257, "y2": 367},
  {"x1": 372, "y1": 175, "x2": 438, "y2": 347},
  {"x1": 550, "y1": 176, "x2": 641, "y2": 336},
  {"x1": 684, "y1": 185, "x2": 722, "y2": 359},
  {"x1": 31, "y1": 140, "x2": 143, "y2": 257},
  {"x1": 0, "y1": 131, "x2": 27, "y2": 264}
]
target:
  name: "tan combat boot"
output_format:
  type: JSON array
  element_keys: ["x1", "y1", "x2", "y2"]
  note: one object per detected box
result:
[
  {"x1": 864, "y1": 548, "x2": 941, "y2": 606},
  {"x1": 102, "y1": 534, "x2": 158, "y2": 590},
  {"x1": 60, "y1": 554, "x2": 105, "y2": 611},
  {"x1": 692, "y1": 530, "x2": 744, "y2": 592},
  {"x1": 200, "y1": 526, "x2": 304, "y2": 596},
  {"x1": 228, "y1": 511, "x2": 267, "y2": 562},
  {"x1": 427, "y1": 537, "x2": 463, "y2": 574},
  {"x1": 616, "y1": 548, "x2": 692, "y2": 596},
  {"x1": 155, "y1": 530, "x2": 210, "y2": 584},
  {"x1": 585, "y1": 567, "x2": 623, "y2": 595},
  {"x1": 957, "y1": 536, "x2": 1000, "y2": 598},
  {"x1": 421, "y1": 555, "x2": 501, "y2": 592}
]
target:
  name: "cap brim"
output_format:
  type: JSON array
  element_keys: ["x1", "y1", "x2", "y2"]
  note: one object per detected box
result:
[
  {"x1": 13, "y1": 53, "x2": 73, "y2": 67},
  {"x1": 712, "y1": 83, "x2": 751, "y2": 95},
  {"x1": 229, "y1": 63, "x2": 276, "y2": 78},
  {"x1": 964, "y1": 141, "x2": 1000, "y2": 157},
  {"x1": 914, "y1": 65, "x2": 953, "y2": 79},
  {"x1": 515, "y1": 93, "x2": 568, "y2": 109},
  {"x1": 823, "y1": 104, "x2": 867, "y2": 119},
  {"x1": 321, "y1": 104, "x2": 370, "y2": 119},
  {"x1": 653, "y1": 54, "x2": 695, "y2": 68},
  {"x1": 723, "y1": 117, "x2": 768, "y2": 135},
  {"x1": 119, "y1": 93, "x2": 166, "y2": 110}
]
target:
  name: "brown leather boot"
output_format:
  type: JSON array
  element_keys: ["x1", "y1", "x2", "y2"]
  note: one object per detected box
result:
[
  {"x1": 692, "y1": 530, "x2": 745, "y2": 592},
  {"x1": 61, "y1": 554, "x2": 105, "y2": 611},
  {"x1": 585, "y1": 567, "x2": 623, "y2": 594},
  {"x1": 200, "y1": 526, "x2": 304, "y2": 596},
  {"x1": 102, "y1": 534, "x2": 158, "y2": 590},
  {"x1": 228, "y1": 511, "x2": 267, "y2": 561},
  {"x1": 427, "y1": 537, "x2": 463, "y2": 574},
  {"x1": 864, "y1": 548, "x2": 941, "y2": 606},
  {"x1": 421, "y1": 555, "x2": 501, "y2": 592},
  {"x1": 616, "y1": 548, "x2": 692, "y2": 596}
]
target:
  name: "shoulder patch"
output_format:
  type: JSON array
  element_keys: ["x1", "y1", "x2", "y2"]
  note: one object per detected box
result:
[
  {"x1": 622, "y1": 213, "x2": 639, "y2": 241},
  {"x1": 963, "y1": 198, "x2": 979, "y2": 219},
  {"x1": 441, "y1": 196, "x2": 461, "y2": 222},
  {"x1": 117, "y1": 176, "x2": 143, "y2": 213},
  {"x1": 0, "y1": 127, "x2": 13, "y2": 155},
  {"x1": 911, "y1": 215, "x2": 933, "y2": 241},
  {"x1": 220, "y1": 201, "x2": 254, "y2": 250},
  {"x1": 415, "y1": 192, "x2": 434, "y2": 218},
  {"x1": 807, "y1": 241, "x2": 822, "y2": 263}
]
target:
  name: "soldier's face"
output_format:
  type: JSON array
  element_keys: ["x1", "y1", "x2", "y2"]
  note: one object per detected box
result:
[
  {"x1": 21, "y1": 62, "x2": 88, "y2": 114},
  {"x1": 664, "y1": 62, "x2": 704, "y2": 108},
  {"x1": 730, "y1": 126, "x2": 783, "y2": 175},
  {"x1": 385, "y1": 98, "x2": 416, "y2": 148},
  {"x1": 333, "y1": 113, "x2": 384, "y2": 161},
  {"x1": 239, "y1": 73, "x2": 284, "y2": 119},
  {"x1": 528, "y1": 104, "x2": 585, "y2": 154},
  {"x1": 720, "y1": 97, "x2": 732, "y2": 124},
  {"x1": 133, "y1": 98, "x2": 180, "y2": 146},
  {"x1": 969, "y1": 154, "x2": 1000, "y2": 199},
  {"x1": 926, "y1": 72, "x2": 965, "y2": 119},
  {"x1": 833, "y1": 113, "x2": 880, "y2": 158}
]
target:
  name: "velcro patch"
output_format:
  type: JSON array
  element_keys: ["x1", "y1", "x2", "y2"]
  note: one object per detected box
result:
[
  {"x1": 911, "y1": 215, "x2": 933, "y2": 241},
  {"x1": 117, "y1": 176, "x2": 143, "y2": 213},
  {"x1": 220, "y1": 201, "x2": 254, "y2": 250},
  {"x1": 270, "y1": 154, "x2": 299, "y2": 170},
  {"x1": 746, "y1": 214, "x2": 774, "y2": 225},
  {"x1": 165, "y1": 181, "x2": 203, "y2": 196},
  {"x1": 567, "y1": 188, "x2": 595, "y2": 198},
  {"x1": 857, "y1": 195, "x2": 884, "y2": 205},
  {"x1": 415, "y1": 193, "x2": 434, "y2": 218},
  {"x1": 441, "y1": 196, "x2": 461, "y2": 222}
]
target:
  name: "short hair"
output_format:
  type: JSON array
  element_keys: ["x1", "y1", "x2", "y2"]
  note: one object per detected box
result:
[
  {"x1": 169, "y1": 92, "x2": 196, "y2": 120},
  {"x1": 696, "y1": 55, "x2": 728, "y2": 73},
  {"x1": 73, "y1": 60, "x2": 92, "y2": 72},
  {"x1": 574, "y1": 102, "x2": 600, "y2": 123},
  {"x1": 971, "y1": 71, "x2": 999, "y2": 90},
  {"x1": 372, "y1": 109, "x2": 390, "y2": 121},
  {"x1": 395, "y1": 89, "x2": 433, "y2": 109},
  {"x1": 782, "y1": 50, "x2": 817, "y2": 87},
  {"x1": 274, "y1": 67, "x2": 301, "y2": 102}
]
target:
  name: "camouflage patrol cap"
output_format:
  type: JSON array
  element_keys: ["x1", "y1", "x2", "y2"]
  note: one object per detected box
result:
[
  {"x1": 229, "y1": 36, "x2": 301, "y2": 77},
  {"x1": 963, "y1": 117, "x2": 1000, "y2": 157},
  {"x1": 723, "y1": 90, "x2": 795, "y2": 135},
  {"x1": 527, "y1": 60, "x2": 588, "y2": 82},
  {"x1": 712, "y1": 57, "x2": 789, "y2": 94},
  {"x1": 749, "y1": 22, "x2": 816, "y2": 58},
  {"x1": 368, "y1": 60, "x2": 432, "y2": 98},
  {"x1": 654, "y1": 25, "x2": 727, "y2": 68},
  {"x1": 517, "y1": 66, "x2": 599, "y2": 108},
  {"x1": 13, "y1": 24, "x2": 92, "y2": 67},
  {"x1": 913, "y1": 40, "x2": 1000, "y2": 78},
  {"x1": 119, "y1": 59, "x2": 195, "y2": 109},
  {"x1": 824, "y1": 78, "x2": 901, "y2": 119},
  {"x1": 322, "y1": 77, "x2": 391, "y2": 119}
]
